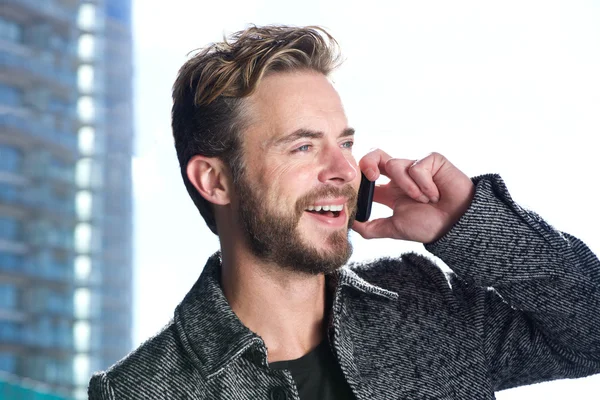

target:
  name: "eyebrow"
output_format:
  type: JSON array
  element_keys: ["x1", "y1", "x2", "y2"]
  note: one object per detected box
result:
[{"x1": 269, "y1": 127, "x2": 356, "y2": 147}]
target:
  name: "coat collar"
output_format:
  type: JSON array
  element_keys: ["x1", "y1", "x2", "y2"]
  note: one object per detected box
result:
[{"x1": 174, "y1": 251, "x2": 398, "y2": 380}]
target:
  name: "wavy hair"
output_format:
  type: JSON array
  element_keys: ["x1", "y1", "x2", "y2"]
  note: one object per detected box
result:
[{"x1": 172, "y1": 25, "x2": 342, "y2": 234}]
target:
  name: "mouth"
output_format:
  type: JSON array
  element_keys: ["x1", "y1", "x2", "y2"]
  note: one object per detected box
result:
[
  {"x1": 303, "y1": 202, "x2": 347, "y2": 228},
  {"x1": 305, "y1": 204, "x2": 343, "y2": 218}
]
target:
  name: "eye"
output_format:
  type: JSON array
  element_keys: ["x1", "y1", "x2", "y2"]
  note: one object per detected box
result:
[
  {"x1": 341, "y1": 140, "x2": 354, "y2": 149},
  {"x1": 293, "y1": 144, "x2": 312, "y2": 153}
]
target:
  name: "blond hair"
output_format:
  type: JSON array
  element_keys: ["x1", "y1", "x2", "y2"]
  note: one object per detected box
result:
[{"x1": 172, "y1": 25, "x2": 342, "y2": 234}]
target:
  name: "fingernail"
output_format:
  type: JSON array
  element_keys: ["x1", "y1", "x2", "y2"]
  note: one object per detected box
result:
[
  {"x1": 418, "y1": 194, "x2": 429, "y2": 203},
  {"x1": 365, "y1": 168, "x2": 376, "y2": 181},
  {"x1": 431, "y1": 196, "x2": 439, "y2": 203}
]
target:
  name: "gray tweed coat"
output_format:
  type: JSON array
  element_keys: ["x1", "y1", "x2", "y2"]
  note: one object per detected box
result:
[{"x1": 88, "y1": 175, "x2": 600, "y2": 399}]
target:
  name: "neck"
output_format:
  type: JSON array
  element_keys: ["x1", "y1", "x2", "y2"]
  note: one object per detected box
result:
[{"x1": 220, "y1": 245, "x2": 327, "y2": 363}]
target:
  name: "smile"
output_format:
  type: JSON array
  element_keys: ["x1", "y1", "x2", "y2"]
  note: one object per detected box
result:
[
  {"x1": 305, "y1": 204, "x2": 343, "y2": 218},
  {"x1": 303, "y1": 200, "x2": 347, "y2": 227}
]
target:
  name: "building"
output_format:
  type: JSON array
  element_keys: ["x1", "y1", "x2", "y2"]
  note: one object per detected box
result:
[{"x1": 0, "y1": 1, "x2": 133, "y2": 398}]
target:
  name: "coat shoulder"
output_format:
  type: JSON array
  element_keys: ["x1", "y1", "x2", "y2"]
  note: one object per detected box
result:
[
  {"x1": 347, "y1": 252, "x2": 482, "y2": 314},
  {"x1": 348, "y1": 252, "x2": 452, "y2": 292}
]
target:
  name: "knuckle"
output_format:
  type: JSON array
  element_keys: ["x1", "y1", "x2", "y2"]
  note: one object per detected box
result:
[
  {"x1": 367, "y1": 148, "x2": 384, "y2": 159},
  {"x1": 386, "y1": 158, "x2": 405, "y2": 171},
  {"x1": 418, "y1": 184, "x2": 431, "y2": 193},
  {"x1": 408, "y1": 161, "x2": 422, "y2": 172},
  {"x1": 406, "y1": 186, "x2": 422, "y2": 198}
]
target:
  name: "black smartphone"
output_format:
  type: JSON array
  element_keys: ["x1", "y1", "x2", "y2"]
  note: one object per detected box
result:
[{"x1": 355, "y1": 172, "x2": 375, "y2": 222}]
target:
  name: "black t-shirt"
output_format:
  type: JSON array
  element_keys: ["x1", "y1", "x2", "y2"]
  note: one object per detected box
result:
[{"x1": 270, "y1": 341, "x2": 355, "y2": 400}]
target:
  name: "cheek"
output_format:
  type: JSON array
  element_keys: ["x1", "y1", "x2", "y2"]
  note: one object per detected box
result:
[{"x1": 260, "y1": 163, "x2": 314, "y2": 205}]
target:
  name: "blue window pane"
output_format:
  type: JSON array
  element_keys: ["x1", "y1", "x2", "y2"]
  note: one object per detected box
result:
[
  {"x1": 0, "y1": 16, "x2": 23, "y2": 43},
  {"x1": 106, "y1": 0, "x2": 131, "y2": 24},
  {"x1": 0, "y1": 183, "x2": 20, "y2": 204},
  {"x1": 0, "y1": 283, "x2": 17, "y2": 309},
  {"x1": 0, "y1": 321, "x2": 20, "y2": 343},
  {"x1": 0, "y1": 352, "x2": 16, "y2": 373},
  {"x1": 0, "y1": 145, "x2": 23, "y2": 173},
  {"x1": 0, "y1": 83, "x2": 22, "y2": 107},
  {"x1": 0, "y1": 217, "x2": 20, "y2": 240},
  {"x1": 0, "y1": 251, "x2": 23, "y2": 271}
]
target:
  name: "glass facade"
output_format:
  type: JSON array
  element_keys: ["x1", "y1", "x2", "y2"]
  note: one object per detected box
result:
[
  {"x1": 0, "y1": 1, "x2": 134, "y2": 399},
  {"x1": 0, "y1": 373, "x2": 70, "y2": 400}
]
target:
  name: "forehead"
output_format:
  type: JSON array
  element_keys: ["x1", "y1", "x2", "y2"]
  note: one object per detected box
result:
[{"x1": 243, "y1": 71, "x2": 348, "y2": 145}]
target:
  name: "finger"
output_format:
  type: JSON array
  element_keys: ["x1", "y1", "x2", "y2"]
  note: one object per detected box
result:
[
  {"x1": 372, "y1": 183, "x2": 396, "y2": 208},
  {"x1": 352, "y1": 217, "x2": 401, "y2": 240},
  {"x1": 358, "y1": 149, "x2": 394, "y2": 181},
  {"x1": 385, "y1": 158, "x2": 429, "y2": 204},
  {"x1": 408, "y1": 157, "x2": 440, "y2": 203}
]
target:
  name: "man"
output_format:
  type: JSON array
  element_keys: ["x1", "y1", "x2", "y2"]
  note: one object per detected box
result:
[{"x1": 88, "y1": 25, "x2": 600, "y2": 399}]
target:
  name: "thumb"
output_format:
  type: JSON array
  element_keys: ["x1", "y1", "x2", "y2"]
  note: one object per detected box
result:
[{"x1": 351, "y1": 217, "x2": 400, "y2": 240}]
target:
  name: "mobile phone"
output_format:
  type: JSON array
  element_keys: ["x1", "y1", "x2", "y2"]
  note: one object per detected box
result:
[{"x1": 355, "y1": 172, "x2": 375, "y2": 222}]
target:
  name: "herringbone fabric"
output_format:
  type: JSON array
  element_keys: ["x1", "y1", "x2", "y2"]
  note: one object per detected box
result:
[{"x1": 88, "y1": 174, "x2": 600, "y2": 399}]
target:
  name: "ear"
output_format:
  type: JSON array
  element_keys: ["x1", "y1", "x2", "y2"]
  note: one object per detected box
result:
[{"x1": 186, "y1": 155, "x2": 232, "y2": 205}]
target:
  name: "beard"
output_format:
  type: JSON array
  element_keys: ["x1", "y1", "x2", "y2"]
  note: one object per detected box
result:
[{"x1": 234, "y1": 172, "x2": 358, "y2": 275}]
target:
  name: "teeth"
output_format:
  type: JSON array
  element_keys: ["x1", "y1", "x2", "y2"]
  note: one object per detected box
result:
[{"x1": 306, "y1": 204, "x2": 344, "y2": 212}]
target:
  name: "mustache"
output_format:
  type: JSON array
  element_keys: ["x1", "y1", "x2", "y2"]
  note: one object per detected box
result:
[{"x1": 295, "y1": 185, "x2": 358, "y2": 215}]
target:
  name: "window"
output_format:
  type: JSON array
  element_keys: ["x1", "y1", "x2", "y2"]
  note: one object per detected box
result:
[
  {"x1": 0, "y1": 16, "x2": 23, "y2": 43},
  {"x1": 74, "y1": 320, "x2": 91, "y2": 352},
  {"x1": 0, "y1": 283, "x2": 17, "y2": 310},
  {"x1": 78, "y1": 34, "x2": 95, "y2": 61},
  {"x1": 0, "y1": 251, "x2": 23, "y2": 271},
  {"x1": 0, "y1": 83, "x2": 23, "y2": 107},
  {"x1": 0, "y1": 217, "x2": 21, "y2": 241},
  {"x1": 0, "y1": 183, "x2": 20, "y2": 204},
  {"x1": 73, "y1": 354, "x2": 90, "y2": 386},
  {"x1": 20, "y1": 354, "x2": 73, "y2": 385},
  {"x1": 106, "y1": 0, "x2": 132, "y2": 23},
  {"x1": 76, "y1": 190, "x2": 93, "y2": 220},
  {"x1": 78, "y1": 64, "x2": 95, "y2": 93},
  {"x1": 78, "y1": 126, "x2": 96, "y2": 155},
  {"x1": 0, "y1": 352, "x2": 16, "y2": 373},
  {"x1": 0, "y1": 145, "x2": 23, "y2": 173},
  {"x1": 76, "y1": 158, "x2": 92, "y2": 188},
  {"x1": 77, "y1": 96, "x2": 95, "y2": 123},
  {"x1": 74, "y1": 288, "x2": 91, "y2": 319},
  {"x1": 74, "y1": 255, "x2": 92, "y2": 281},
  {"x1": 0, "y1": 321, "x2": 20, "y2": 343},
  {"x1": 78, "y1": 4, "x2": 97, "y2": 31},
  {"x1": 75, "y1": 223, "x2": 92, "y2": 253}
]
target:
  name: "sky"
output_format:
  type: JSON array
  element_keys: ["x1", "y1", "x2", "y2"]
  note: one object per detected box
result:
[{"x1": 130, "y1": 1, "x2": 600, "y2": 398}]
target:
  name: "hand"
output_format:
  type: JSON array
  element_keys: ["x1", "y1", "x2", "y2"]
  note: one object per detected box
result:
[{"x1": 352, "y1": 150, "x2": 475, "y2": 243}]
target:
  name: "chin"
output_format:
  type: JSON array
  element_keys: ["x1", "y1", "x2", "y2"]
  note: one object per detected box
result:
[{"x1": 304, "y1": 228, "x2": 350, "y2": 252}]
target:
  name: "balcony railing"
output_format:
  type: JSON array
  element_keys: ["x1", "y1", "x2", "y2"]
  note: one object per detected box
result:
[
  {"x1": 0, "y1": 322, "x2": 74, "y2": 350},
  {"x1": 3, "y1": 0, "x2": 78, "y2": 27},
  {"x1": 0, "y1": 114, "x2": 78, "y2": 154},
  {"x1": 0, "y1": 49, "x2": 77, "y2": 91},
  {"x1": 0, "y1": 190, "x2": 77, "y2": 220},
  {"x1": 0, "y1": 259, "x2": 74, "y2": 285}
]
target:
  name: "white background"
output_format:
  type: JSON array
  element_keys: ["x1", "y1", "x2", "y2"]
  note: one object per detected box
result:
[{"x1": 131, "y1": 1, "x2": 600, "y2": 398}]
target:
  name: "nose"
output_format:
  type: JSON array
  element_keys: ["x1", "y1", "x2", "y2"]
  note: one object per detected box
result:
[{"x1": 317, "y1": 144, "x2": 357, "y2": 185}]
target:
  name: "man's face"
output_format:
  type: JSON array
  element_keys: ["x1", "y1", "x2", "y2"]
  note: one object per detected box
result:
[{"x1": 232, "y1": 71, "x2": 361, "y2": 275}]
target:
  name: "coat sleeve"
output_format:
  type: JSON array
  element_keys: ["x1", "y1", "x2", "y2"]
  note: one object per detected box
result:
[
  {"x1": 88, "y1": 372, "x2": 115, "y2": 400},
  {"x1": 424, "y1": 174, "x2": 600, "y2": 391}
]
